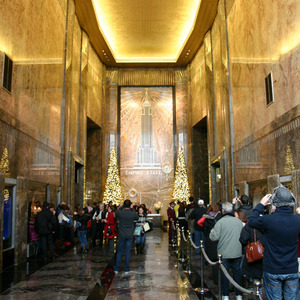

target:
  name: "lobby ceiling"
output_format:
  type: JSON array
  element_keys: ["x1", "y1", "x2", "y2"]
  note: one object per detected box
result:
[{"x1": 75, "y1": 0, "x2": 218, "y2": 68}]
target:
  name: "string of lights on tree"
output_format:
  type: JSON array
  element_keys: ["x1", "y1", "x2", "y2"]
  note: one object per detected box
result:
[
  {"x1": 172, "y1": 146, "x2": 191, "y2": 203},
  {"x1": 103, "y1": 147, "x2": 123, "y2": 205}
]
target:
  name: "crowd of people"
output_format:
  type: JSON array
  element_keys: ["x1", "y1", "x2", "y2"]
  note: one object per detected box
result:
[
  {"x1": 167, "y1": 186, "x2": 300, "y2": 300},
  {"x1": 31, "y1": 200, "x2": 151, "y2": 270}
]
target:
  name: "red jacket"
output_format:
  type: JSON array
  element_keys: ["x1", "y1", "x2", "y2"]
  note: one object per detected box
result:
[
  {"x1": 167, "y1": 207, "x2": 176, "y2": 223},
  {"x1": 104, "y1": 212, "x2": 117, "y2": 239}
]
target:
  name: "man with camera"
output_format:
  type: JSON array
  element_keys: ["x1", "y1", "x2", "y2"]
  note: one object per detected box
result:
[
  {"x1": 248, "y1": 186, "x2": 300, "y2": 300},
  {"x1": 114, "y1": 199, "x2": 138, "y2": 274}
]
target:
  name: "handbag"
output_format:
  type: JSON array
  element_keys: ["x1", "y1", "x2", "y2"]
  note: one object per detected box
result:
[
  {"x1": 106, "y1": 224, "x2": 113, "y2": 236},
  {"x1": 143, "y1": 221, "x2": 153, "y2": 233},
  {"x1": 134, "y1": 226, "x2": 143, "y2": 236},
  {"x1": 246, "y1": 229, "x2": 264, "y2": 263}
]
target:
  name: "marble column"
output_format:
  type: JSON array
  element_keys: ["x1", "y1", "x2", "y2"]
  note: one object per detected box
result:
[
  {"x1": 292, "y1": 169, "x2": 300, "y2": 207},
  {"x1": 267, "y1": 174, "x2": 280, "y2": 194},
  {"x1": 0, "y1": 173, "x2": 4, "y2": 270},
  {"x1": 14, "y1": 177, "x2": 29, "y2": 265}
]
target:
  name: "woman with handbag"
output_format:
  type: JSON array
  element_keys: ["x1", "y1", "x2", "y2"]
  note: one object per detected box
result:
[
  {"x1": 134, "y1": 207, "x2": 147, "y2": 254},
  {"x1": 104, "y1": 206, "x2": 117, "y2": 253},
  {"x1": 239, "y1": 221, "x2": 265, "y2": 294}
]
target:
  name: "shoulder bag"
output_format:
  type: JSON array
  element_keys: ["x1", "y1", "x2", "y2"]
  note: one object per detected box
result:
[{"x1": 246, "y1": 229, "x2": 264, "y2": 263}]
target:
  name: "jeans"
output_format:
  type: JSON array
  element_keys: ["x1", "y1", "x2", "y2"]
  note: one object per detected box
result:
[
  {"x1": 221, "y1": 257, "x2": 242, "y2": 296},
  {"x1": 136, "y1": 233, "x2": 145, "y2": 244},
  {"x1": 114, "y1": 237, "x2": 133, "y2": 272},
  {"x1": 194, "y1": 230, "x2": 204, "y2": 254},
  {"x1": 40, "y1": 234, "x2": 54, "y2": 259},
  {"x1": 263, "y1": 272, "x2": 299, "y2": 300},
  {"x1": 78, "y1": 230, "x2": 89, "y2": 249},
  {"x1": 108, "y1": 238, "x2": 114, "y2": 253}
]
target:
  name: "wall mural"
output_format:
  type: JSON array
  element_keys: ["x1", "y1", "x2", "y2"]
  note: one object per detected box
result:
[{"x1": 120, "y1": 87, "x2": 174, "y2": 214}]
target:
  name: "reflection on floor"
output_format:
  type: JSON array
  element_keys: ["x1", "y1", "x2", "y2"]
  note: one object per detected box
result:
[{"x1": 0, "y1": 229, "x2": 218, "y2": 299}]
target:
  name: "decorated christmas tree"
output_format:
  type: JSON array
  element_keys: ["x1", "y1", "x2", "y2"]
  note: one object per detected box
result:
[
  {"x1": 172, "y1": 147, "x2": 191, "y2": 203},
  {"x1": 0, "y1": 148, "x2": 10, "y2": 176},
  {"x1": 103, "y1": 147, "x2": 123, "y2": 205}
]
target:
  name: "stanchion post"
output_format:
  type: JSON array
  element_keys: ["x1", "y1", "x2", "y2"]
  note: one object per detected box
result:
[
  {"x1": 218, "y1": 254, "x2": 222, "y2": 300},
  {"x1": 184, "y1": 231, "x2": 193, "y2": 274},
  {"x1": 179, "y1": 227, "x2": 186, "y2": 262},
  {"x1": 200, "y1": 240, "x2": 205, "y2": 294},
  {"x1": 254, "y1": 280, "x2": 262, "y2": 299}
]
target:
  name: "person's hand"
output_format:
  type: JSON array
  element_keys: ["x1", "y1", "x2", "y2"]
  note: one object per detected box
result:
[
  {"x1": 296, "y1": 207, "x2": 300, "y2": 215},
  {"x1": 74, "y1": 211, "x2": 77, "y2": 215},
  {"x1": 170, "y1": 218, "x2": 173, "y2": 222},
  {"x1": 210, "y1": 229, "x2": 214, "y2": 233},
  {"x1": 260, "y1": 194, "x2": 272, "y2": 206},
  {"x1": 232, "y1": 197, "x2": 240, "y2": 205}
]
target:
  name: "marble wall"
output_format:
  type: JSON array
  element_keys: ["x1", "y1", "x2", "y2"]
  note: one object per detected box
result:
[
  {"x1": 189, "y1": 0, "x2": 300, "y2": 203},
  {"x1": 0, "y1": 0, "x2": 65, "y2": 186},
  {"x1": 0, "y1": 0, "x2": 106, "y2": 265}
]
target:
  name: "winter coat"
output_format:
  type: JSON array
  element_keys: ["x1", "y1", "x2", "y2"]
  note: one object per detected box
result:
[
  {"x1": 104, "y1": 212, "x2": 117, "y2": 239},
  {"x1": 185, "y1": 207, "x2": 195, "y2": 234},
  {"x1": 203, "y1": 212, "x2": 221, "y2": 261},
  {"x1": 240, "y1": 205, "x2": 253, "y2": 218},
  {"x1": 190, "y1": 206, "x2": 206, "y2": 231},
  {"x1": 248, "y1": 203, "x2": 300, "y2": 275},
  {"x1": 74, "y1": 213, "x2": 91, "y2": 231},
  {"x1": 209, "y1": 214, "x2": 243, "y2": 259},
  {"x1": 239, "y1": 222, "x2": 264, "y2": 279},
  {"x1": 35, "y1": 207, "x2": 57, "y2": 235}
]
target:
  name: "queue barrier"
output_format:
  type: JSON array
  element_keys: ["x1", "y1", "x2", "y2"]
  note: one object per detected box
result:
[{"x1": 172, "y1": 224, "x2": 263, "y2": 300}]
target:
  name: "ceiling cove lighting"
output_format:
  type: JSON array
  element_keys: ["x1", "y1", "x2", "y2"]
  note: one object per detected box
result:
[{"x1": 91, "y1": 0, "x2": 201, "y2": 63}]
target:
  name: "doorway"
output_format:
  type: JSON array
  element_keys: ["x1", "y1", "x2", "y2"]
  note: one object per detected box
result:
[{"x1": 192, "y1": 117, "x2": 209, "y2": 203}]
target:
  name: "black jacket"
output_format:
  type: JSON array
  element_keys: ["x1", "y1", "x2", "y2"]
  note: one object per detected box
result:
[
  {"x1": 203, "y1": 212, "x2": 222, "y2": 261},
  {"x1": 74, "y1": 214, "x2": 92, "y2": 231},
  {"x1": 240, "y1": 205, "x2": 253, "y2": 218},
  {"x1": 189, "y1": 206, "x2": 206, "y2": 231},
  {"x1": 239, "y1": 222, "x2": 264, "y2": 279},
  {"x1": 35, "y1": 208, "x2": 57, "y2": 235}
]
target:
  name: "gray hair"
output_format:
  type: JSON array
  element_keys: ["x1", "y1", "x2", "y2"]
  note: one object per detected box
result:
[{"x1": 222, "y1": 202, "x2": 233, "y2": 214}]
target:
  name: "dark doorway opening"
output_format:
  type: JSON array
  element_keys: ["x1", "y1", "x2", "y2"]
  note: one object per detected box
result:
[
  {"x1": 192, "y1": 117, "x2": 209, "y2": 203},
  {"x1": 86, "y1": 117, "x2": 102, "y2": 205}
]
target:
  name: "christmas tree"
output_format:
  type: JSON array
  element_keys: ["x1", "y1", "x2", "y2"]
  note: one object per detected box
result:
[
  {"x1": 0, "y1": 148, "x2": 10, "y2": 176},
  {"x1": 284, "y1": 145, "x2": 295, "y2": 174},
  {"x1": 103, "y1": 147, "x2": 123, "y2": 205},
  {"x1": 172, "y1": 147, "x2": 191, "y2": 203}
]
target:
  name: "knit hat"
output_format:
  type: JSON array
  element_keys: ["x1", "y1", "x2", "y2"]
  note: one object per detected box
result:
[
  {"x1": 198, "y1": 199, "x2": 204, "y2": 205},
  {"x1": 269, "y1": 185, "x2": 296, "y2": 207}
]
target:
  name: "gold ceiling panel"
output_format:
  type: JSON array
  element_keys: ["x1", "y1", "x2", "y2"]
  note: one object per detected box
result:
[
  {"x1": 75, "y1": 0, "x2": 219, "y2": 67},
  {"x1": 92, "y1": 0, "x2": 201, "y2": 63}
]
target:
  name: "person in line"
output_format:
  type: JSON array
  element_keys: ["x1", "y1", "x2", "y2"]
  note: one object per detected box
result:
[
  {"x1": 239, "y1": 210, "x2": 265, "y2": 295},
  {"x1": 234, "y1": 209, "x2": 248, "y2": 226},
  {"x1": 177, "y1": 202, "x2": 187, "y2": 236},
  {"x1": 114, "y1": 200, "x2": 138, "y2": 274},
  {"x1": 74, "y1": 209, "x2": 91, "y2": 253},
  {"x1": 104, "y1": 206, "x2": 117, "y2": 253},
  {"x1": 203, "y1": 203, "x2": 221, "y2": 285},
  {"x1": 185, "y1": 197, "x2": 195, "y2": 242},
  {"x1": 92, "y1": 202, "x2": 106, "y2": 247},
  {"x1": 248, "y1": 186, "x2": 300, "y2": 300},
  {"x1": 134, "y1": 206, "x2": 147, "y2": 254},
  {"x1": 209, "y1": 202, "x2": 243, "y2": 300},
  {"x1": 167, "y1": 201, "x2": 176, "y2": 244},
  {"x1": 189, "y1": 199, "x2": 206, "y2": 253},
  {"x1": 34, "y1": 201, "x2": 57, "y2": 261}
]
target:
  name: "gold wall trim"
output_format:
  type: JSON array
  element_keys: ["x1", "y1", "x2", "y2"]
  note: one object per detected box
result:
[{"x1": 109, "y1": 68, "x2": 178, "y2": 86}]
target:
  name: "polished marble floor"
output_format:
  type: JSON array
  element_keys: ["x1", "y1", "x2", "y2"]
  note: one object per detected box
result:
[{"x1": 0, "y1": 229, "x2": 207, "y2": 300}]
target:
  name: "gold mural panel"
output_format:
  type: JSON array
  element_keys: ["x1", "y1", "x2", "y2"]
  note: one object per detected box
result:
[{"x1": 120, "y1": 87, "x2": 174, "y2": 214}]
